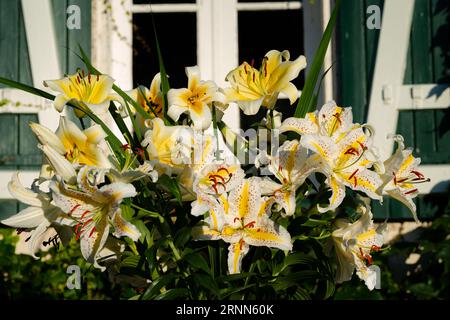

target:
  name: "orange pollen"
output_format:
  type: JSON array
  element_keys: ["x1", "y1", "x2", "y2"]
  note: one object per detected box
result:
[
  {"x1": 264, "y1": 62, "x2": 268, "y2": 77},
  {"x1": 357, "y1": 141, "x2": 366, "y2": 150},
  {"x1": 405, "y1": 188, "x2": 418, "y2": 195},
  {"x1": 371, "y1": 245, "x2": 381, "y2": 252},
  {"x1": 80, "y1": 210, "x2": 91, "y2": 219},
  {"x1": 244, "y1": 221, "x2": 256, "y2": 229},
  {"x1": 393, "y1": 172, "x2": 397, "y2": 185},
  {"x1": 97, "y1": 74, "x2": 100, "y2": 81},
  {"x1": 239, "y1": 239, "x2": 245, "y2": 250},
  {"x1": 348, "y1": 169, "x2": 359, "y2": 180},
  {"x1": 234, "y1": 217, "x2": 241, "y2": 223},
  {"x1": 411, "y1": 170, "x2": 425, "y2": 179},
  {"x1": 252, "y1": 72, "x2": 255, "y2": 82},
  {"x1": 332, "y1": 113, "x2": 342, "y2": 125},
  {"x1": 89, "y1": 227, "x2": 96, "y2": 238},
  {"x1": 68, "y1": 204, "x2": 81, "y2": 216},
  {"x1": 344, "y1": 147, "x2": 359, "y2": 156},
  {"x1": 244, "y1": 65, "x2": 248, "y2": 74}
]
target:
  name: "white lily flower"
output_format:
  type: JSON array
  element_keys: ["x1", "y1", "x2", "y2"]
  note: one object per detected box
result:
[
  {"x1": 193, "y1": 162, "x2": 245, "y2": 195},
  {"x1": 167, "y1": 66, "x2": 226, "y2": 130},
  {"x1": 38, "y1": 144, "x2": 77, "y2": 184},
  {"x1": 1, "y1": 173, "x2": 73, "y2": 258},
  {"x1": 141, "y1": 118, "x2": 194, "y2": 175},
  {"x1": 30, "y1": 116, "x2": 110, "y2": 169},
  {"x1": 257, "y1": 140, "x2": 321, "y2": 216},
  {"x1": 44, "y1": 71, "x2": 117, "y2": 117},
  {"x1": 50, "y1": 166, "x2": 140, "y2": 270},
  {"x1": 224, "y1": 50, "x2": 306, "y2": 115},
  {"x1": 193, "y1": 178, "x2": 292, "y2": 274},
  {"x1": 280, "y1": 101, "x2": 354, "y2": 139},
  {"x1": 332, "y1": 205, "x2": 388, "y2": 290},
  {"x1": 280, "y1": 102, "x2": 382, "y2": 212},
  {"x1": 379, "y1": 135, "x2": 430, "y2": 222}
]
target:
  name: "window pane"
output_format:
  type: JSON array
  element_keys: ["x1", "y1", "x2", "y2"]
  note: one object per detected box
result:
[
  {"x1": 238, "y1": 9, "x2": 304, "y2": 128},
  {"x1": 134, "y1": 0, "x2": 195, "y2": 4},
  {"x1": 133, "y1": 13, "x2": 197, "y2": 88}
]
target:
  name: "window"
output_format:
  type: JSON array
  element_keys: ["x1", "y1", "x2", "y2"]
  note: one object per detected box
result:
[{"x1": 129, "y1": 0, "x2": 327, "y2": 130}]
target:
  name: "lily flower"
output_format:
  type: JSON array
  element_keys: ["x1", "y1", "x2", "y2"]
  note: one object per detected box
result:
[
  {"x1": 193, "y1": 162, "x2": 245, "y2": 195},
  {"x1": 167, "y1": 66, "x2": 226, "y2": 130},
  {"x1": 193, "y1": 178, "x2": 292, "y2": 274},
  {"x1": 44, "y1": 70, "x2": 116, "y2": 117},
  {"x1": 259, "y1": 140, "x2": 321, "y2": 216},
  {"x1": 303, "y1": 126, "x2": 382, "y2": 212},
  {"x1": 141, "y1": 118, "x2": 194, "y2": 175},
  {"x1": 224, "y1": 50, "x2": 306, "y2": 115},
  {"x1": 280, "y1": 101, "x2": 354, "y2": 139},
  {"x1": 332, "y1": 205, "x2": 388, "y2": 290},
  {"x1": 50, "y1": 166, "x2": 140, "y2": 270},
  {"x1": 280, "y1": 102, "x2": 382, "y2": 212},
  {"x1": 113, "y1": 73, "x2": 163, "y2": 121},
  {"x1": 30, "y1": 116, "x2": 111, "y2": 169},
  {"x1": 1, "y1": 173, "x2": 73, "y2": 258},
  {"x1": 109, "y1": 160, "x2": 158, "y2": 184},
  {"x1": 379, "y1": 135, "x2": 430, "y2": 222}
]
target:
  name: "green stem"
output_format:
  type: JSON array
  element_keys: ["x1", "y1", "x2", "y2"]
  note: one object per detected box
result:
[{"x1": 211, "y1": 105, "x2": 222, "y2": 161}]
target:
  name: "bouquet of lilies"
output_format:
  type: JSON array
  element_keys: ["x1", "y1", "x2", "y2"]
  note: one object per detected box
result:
[{"x1": 0, "y1": 3, "x2": 430, "y2": 299}]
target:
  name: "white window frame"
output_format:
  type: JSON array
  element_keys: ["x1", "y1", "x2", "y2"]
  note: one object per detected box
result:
[
  {"x1": 96, "y1": 0, "x2": 334, "y2": 132},
  {"x1": 0, "y1": 0, "x2": 62, "y2": 199}
]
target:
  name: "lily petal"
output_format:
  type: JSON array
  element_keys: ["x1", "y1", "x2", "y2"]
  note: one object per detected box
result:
[
  {"x1": 227, "y1": 240, "x2": 249, "y2": 274},
  {"x1": 111, "y1": 210, "x2": 141, "y2": 241}
]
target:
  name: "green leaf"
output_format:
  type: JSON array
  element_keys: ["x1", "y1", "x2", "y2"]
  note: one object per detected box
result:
[
  {"x1": 294, "y1": 0, "x2": 341, "y2": 118},
  {"x1": 150, "y1": 15, "x2": 171, "y2": 122},
  {"x1": 184, "y1": 252, "x2": 210, "y2": 274},
  {"x1": 154, "y1": 288, "x2": 189, "y2": 300},
  {"x1": 140, "y1": 273, "x2": 177, "y2": 300},
  {"x1": 272, "y1": 271, "x2": 322, "y2": 291},
  {"x1": 192, "y1": 273, "x2": 220, "y2": 296},
  {"x1": 219, "y1": 284, "x2": 256, "y2": 299},
  {"x1": 273, "y1": 252, "x2": 317, "y2": 276},
  {"x1": 0, "y1": 77, "x2": 54, "y2": 100},
  {"x1": 158, "y1": 174, "x2": 182, "y2": 204},
  {"x1": 121, "y1": 255, "x2": 144, "y2": 270}
]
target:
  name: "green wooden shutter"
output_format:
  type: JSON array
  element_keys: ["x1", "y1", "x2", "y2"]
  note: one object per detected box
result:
[
  {"x1": 337, "y1": 0, "x2": 450, "y2": 220},
  {"x1": 0, "y1": 0, "x2": 91, "y2": 215}
]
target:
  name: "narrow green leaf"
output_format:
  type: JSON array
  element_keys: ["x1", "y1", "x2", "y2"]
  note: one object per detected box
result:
[
  {"x1": 0, "y1": 77, "x2": 54, "y2": 100},
  {"x1": 150, "y1": 14, "x2": 171, "y2": 123},
  {"x1": 294, "y1": 0, "x2": 341, "y2": 118},
  {"x1": 140, "y1": 273, "x2": 177, "y2": 300},
  {"x1": 192, "y1": 273, "x2": 220, "y2": 296},
  {"x1": 154, "y1": 288, "x2": 189, "y2": 300},
  {"x1": 184, "y1": 252, "x2": 210, "y2": 274}
]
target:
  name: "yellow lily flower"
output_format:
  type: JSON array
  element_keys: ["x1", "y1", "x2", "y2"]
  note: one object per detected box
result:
[
  {"x1": 379, "y1": 135, "x2": 429, "y2": 222},
  {"x1": 30, "y1": 116, "x2": 111, "y2": 169},
  {"x1": 224, "y1": 50, "x2": 306, "y2": 115},
  {"x1": 44, "y1": 70, "x2": 116, "y2": 117},
  {"x1": 257, "y1": 139, "x2": 321, "y2": 216},
  {"x1": 141, "y1": 118, "x2": 194, "y2": 175},
  {"x1": 332, "y1": 205, "x2": 387, "y2": 290},
  {"x1": 193, "y1": 178, "x2": 292, "y2": 274},
  {"x1": 167, "y1": 66, "x2": 226, "y2": 130},
  {"x1": 50, "y1": 166, "x2": 140, "y2": 270}
]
